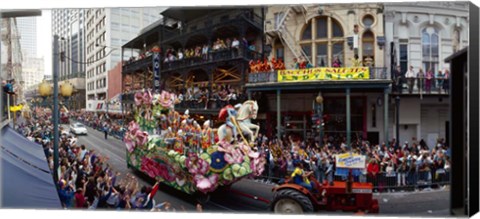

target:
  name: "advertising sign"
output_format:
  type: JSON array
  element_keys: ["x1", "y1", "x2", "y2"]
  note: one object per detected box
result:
[
  {"x1": 153, "y1": 52, "x2": 161, "y2": 92},
  {"x1": 277, "y1": 67, "x2": 370, "y2": 82},
  {"x1": 335, "y1": 153, "x2": 366, "y2": 169}
]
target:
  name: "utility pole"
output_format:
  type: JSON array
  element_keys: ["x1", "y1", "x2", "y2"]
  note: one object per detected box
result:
[{"x1": 53, "y1": 35, "x2": 60, "y2": 183}]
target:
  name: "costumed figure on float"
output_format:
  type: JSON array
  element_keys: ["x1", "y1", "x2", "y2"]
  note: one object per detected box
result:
[{"x1": 125, "y1": 89, "x2": 266, "y2": 196}]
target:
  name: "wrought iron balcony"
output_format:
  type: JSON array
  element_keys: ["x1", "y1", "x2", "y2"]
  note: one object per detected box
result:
[
  {"x1": 161, "y1": 46, "x2": 262, "y2": 72},
  {"x1": 392, "y1": 77, "x2": 450, "y2": 96}
]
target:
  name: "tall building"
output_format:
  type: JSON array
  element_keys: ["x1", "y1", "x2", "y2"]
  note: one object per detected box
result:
[
  {"x1": 52, "y1": 9, "x2": 86, "y2": 79},
  {"x1": 16, "y1": 17, "x2": 37, "y2": 58},
  {"x1": 85, "y1": 8, "x2": 163, "y2": 112},
  {"x1": 22, "y1": 56, "x2": 44, "y2": 89}
]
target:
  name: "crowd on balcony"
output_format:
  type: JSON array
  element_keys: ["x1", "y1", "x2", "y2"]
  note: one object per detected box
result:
[
  {"x1": 257, "y1": 132, "x2": 451, "y2": 192},
  {"x1": 162, "y1": 37, "x2": 255, "y2": 67},
  {"x1": 170, "y1": 83, "x2": 247, "y2": 110},
  {"x1": 393, "y1": 65, "x2": 450, "y2": 94},
  {"x1": 14, "y1": 108, "x2": 203, "y2": 211},
  {"x1": 124, "y1": 49, "x2": 154, "y2": 66},
  {"x1": 248, "y1": 57, "x2": 286, "y2": 73}
]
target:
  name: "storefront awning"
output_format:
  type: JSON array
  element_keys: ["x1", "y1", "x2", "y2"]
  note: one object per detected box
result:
[{"x1": 1, "y1": 125, "x2": 61, "y2": 208}]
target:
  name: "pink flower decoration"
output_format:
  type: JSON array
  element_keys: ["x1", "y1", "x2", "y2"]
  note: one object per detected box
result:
[
  {"x1": 140, "y1": 158, "x2": 176, "y2": 181},
  {"x1": 124, "y1": 133, "x2": 136, "y2": 152},
  {"x1": 250, "y1": 155, "x2": 266, "y2": 176},
  {"x1": 194, "y1": 174, "x2": 219, "y2": 194},
  {"x1": 134, "y1": 92, "x2": 144, "y2": 106},
  {"x1": 135, "y1": 131, "x2": 149, "y2": 146},
  {"x1": 143, "y1": 90, "x2": 153, "y2": 105},
  {"x1": 160, "y1": 91, "x2": 173, "y2": 108},
  {"x1": 186, "y1": 153, "x2": 209, "y2": 176},
  {"x1": 128, "y1": 121, "x2": 140, "y2": 135},
  {"x1": 224, "y1": 148, "x2": 244, "y2": 164}
]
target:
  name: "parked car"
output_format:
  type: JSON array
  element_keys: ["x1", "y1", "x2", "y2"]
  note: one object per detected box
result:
[{"x1": 70, "y1": 123, "x2": 88, "y2": 135}]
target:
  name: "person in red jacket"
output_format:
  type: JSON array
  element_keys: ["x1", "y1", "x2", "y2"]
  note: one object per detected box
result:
[{"x1": 367, "y1": 159, "x2": 380, "y2": 189}]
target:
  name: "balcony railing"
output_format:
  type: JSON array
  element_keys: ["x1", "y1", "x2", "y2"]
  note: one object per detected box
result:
[
  {"x1": 162, "y1": 46, "x2": 262, "y2": 72},
  {"x1": 248, "y1": 67, "x2": 389, "y2": 84},
  {"x1": 393, "y1": 77, "x2": 450, "y2": 95},
  {"x1": 122, "y1": 55, "x2": 153, "y2": 73}
]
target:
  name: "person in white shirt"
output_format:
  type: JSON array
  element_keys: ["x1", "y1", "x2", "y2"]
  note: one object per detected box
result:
[
  {"x1": 177, "y1": 49, "x2": 184, "y2": 60},
  {"x1": 405, "y1": 66, "x2": 416, "y2": 94},
  {"x1": 231, "y1": 38, "x2": 240, "y2": 57}
]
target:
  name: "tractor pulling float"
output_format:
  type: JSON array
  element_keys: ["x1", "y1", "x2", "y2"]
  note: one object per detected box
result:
[
  {"x1": 270, "y1": 153, "x2": 379, "y2": 214},
  {"x1": 125, "y1": 89, "x2": 379, "y2": 213}
]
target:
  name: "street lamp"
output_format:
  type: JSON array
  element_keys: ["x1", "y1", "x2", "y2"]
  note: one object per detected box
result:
[
  {"x1": 38, "y1": 80, "x2": 52, "y2": 107},
  {"x1": 395, "y1": 95, "x2": 400, "y2": 150},
  {"x1": 60, "y1": 80, "x2": 74, "y2": 110},
  {"x1": 315, "y1": 92, "x2": 324, "y2": 148}
]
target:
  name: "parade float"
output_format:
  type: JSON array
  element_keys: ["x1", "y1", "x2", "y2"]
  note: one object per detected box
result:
[{"x1": 125, "y1": 90, "x2": 266, "y2": 198}]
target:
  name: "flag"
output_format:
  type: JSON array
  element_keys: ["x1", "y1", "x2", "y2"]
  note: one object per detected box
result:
[{"x1": 143, "y1": 182, "x2": 160, "y2": 209}]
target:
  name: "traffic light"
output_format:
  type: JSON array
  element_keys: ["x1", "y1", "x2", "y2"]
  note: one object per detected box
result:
[{"x1": 60, "y1": 51, "x2": 65, "y2": 62}]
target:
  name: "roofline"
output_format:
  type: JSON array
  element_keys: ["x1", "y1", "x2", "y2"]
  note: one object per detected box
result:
[{"x1": 445, "y1": 47, "x2": 468, "y2": 62}]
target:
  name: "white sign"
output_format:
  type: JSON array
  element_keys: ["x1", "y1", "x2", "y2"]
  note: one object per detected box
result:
[{"x1": 335, "y1": 153, "x2": 366, "y2": 169}]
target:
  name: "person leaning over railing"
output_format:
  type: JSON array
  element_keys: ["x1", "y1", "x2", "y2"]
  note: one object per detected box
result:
[{"x1": 405, "y1": 66, "x2": 416, "y2": 94}]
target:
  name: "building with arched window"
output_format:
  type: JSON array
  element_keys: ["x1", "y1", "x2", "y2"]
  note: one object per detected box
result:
[
  {"x1": 384, "y1": 2, "x2": 468, "y2": 148},
  {"x1": 246, "y1": 4, "x2": 390, "y2": 146}
]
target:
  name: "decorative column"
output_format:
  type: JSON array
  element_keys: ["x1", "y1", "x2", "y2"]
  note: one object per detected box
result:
[
  {"x1": 346, "y1": 88, "x2": 351, "y2": 149},
  {"x1": 384, "y1": 88, "x2": 389, "y2": 147},
  {"x1": 276, "y1": 89, "x2": 281, "y2": 140}
]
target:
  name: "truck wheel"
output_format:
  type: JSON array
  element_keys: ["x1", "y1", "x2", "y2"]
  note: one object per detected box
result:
[{"x1": 272, "y1": 189, "x2": 314, "y2": 213}]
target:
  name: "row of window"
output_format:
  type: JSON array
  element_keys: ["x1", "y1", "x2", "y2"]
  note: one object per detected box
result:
[
  {"x1": 87, "y1": 43, "x2": 95, "y2": 54},
  {"x1": 96, "y1": 63, "x2": 107, "y2": 75},
  {"x1": 87, "y1": 29, "x2": 95, "y2": 42},
  {"x1": 95, "y1": 48, "x2": 107, "y2": 61},
  {"x1": 87, "y1": 78, "x2": 107, "y2": 91},
  {"x1": 95, "y1": 32, "x2": 106, "y2": 47},
  {"x1": 95, "y1": 17, "x2": 106, "y2": 34},
  {"x1": 87, "y1": 69, "x2": 95, "y2": 78}
]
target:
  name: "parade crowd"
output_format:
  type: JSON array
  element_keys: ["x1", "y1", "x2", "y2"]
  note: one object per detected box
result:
[
  {"x1": 171, "y1": 84, "x2": 248, "y2": 110},
  {"x1": 123, "y1": 36, "x2": 257, "y2": 67},
  {"x1": 257, "y1": 133, "x2": 451, "y2": 192},
  {"x1": 15, "y1": 109, "x2": 201, "y2": 211}
]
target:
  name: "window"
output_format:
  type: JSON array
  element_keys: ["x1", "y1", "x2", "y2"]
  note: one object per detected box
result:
[
  {"x1": 300, "y1": 16, "x2": 344, "y2": 67},
  {"x1": 422, "y1": 28, "x2": 439, "y2": 74},
  {"x1": 302, "y1": 21, "x2": 312, "y2": 40},
  {"x1": 399, "y1": 43, "x2": 408, "y2": 74},
  {"x1": 362, "y1": 14, "x2": 374, "y2": 28},
  {"x1": 274, "y1": 12, "x2": 285, "y2": 30},
  {"x1": 316, "y1": 17, "x2": 327, "y2": 38},
  {"x1": 316, "y1": 44, "x2": 327, "y2": 67},
  {"x1": 362, "y1": 30, "x2": 375, "y2": 66},
  {"x1": 275, "y1": 47, "x2": 284, "y2": 62}
]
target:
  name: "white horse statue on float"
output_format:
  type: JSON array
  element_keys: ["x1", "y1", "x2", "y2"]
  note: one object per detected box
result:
[{"x1": 217, "y1": 100, "x2": 259, "y2": 146}]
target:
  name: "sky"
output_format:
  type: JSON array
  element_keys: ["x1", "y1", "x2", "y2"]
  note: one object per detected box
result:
[{"x1": 37, "y1": 10, "x2": 52, "y2": 76}]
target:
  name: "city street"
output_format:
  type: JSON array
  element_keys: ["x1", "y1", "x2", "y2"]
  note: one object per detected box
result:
[{"x1": 71, "y1": 124, "x2": 449, "y2": 215}]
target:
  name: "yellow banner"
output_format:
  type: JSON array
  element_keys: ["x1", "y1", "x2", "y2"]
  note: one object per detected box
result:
[{"x1": 278, "y1": 67, "x2": 370, "y2": 82}]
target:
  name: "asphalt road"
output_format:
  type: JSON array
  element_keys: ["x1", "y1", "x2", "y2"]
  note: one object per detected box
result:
[{"x1": 68, "y1": 124, "x2": 450, "y2": 216}]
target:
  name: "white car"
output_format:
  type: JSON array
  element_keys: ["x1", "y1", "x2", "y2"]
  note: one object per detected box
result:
[{"x1": 70, "y1": 123, "x2": 88, "y2": 135}]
